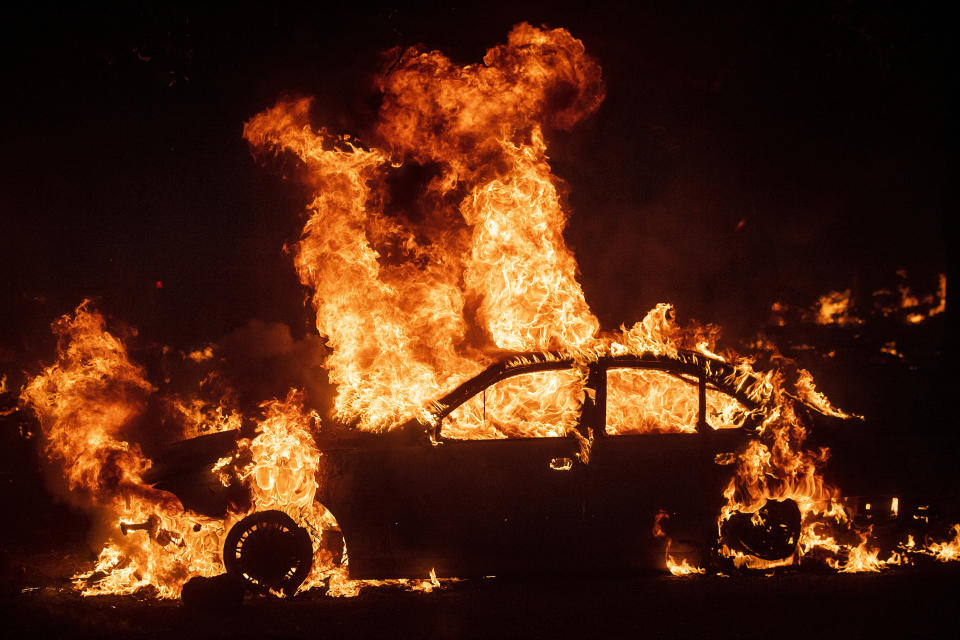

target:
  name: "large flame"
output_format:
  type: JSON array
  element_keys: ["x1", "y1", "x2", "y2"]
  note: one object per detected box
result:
[
  {"x1": 20, "y1": 303, "x2": 227, "y2": 597},
  {"x1": 244, "y1": 23, "x2": 604, "y2": 430},
  {"x1": 20, "y1": 303, "x2": 439, "y2": 597}
]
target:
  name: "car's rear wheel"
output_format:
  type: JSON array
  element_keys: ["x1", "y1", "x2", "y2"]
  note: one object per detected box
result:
[
  {"x1": 223, "y1": 510, "x2": 314, "y2": 596},
  {"x1": 719, "y1": 498, "x2": 802, "y2": 562}
]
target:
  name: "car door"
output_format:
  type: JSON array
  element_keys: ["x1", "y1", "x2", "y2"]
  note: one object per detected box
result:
[
  {"x1": 410, "y1": 366, "x2": 590, "y2": 577},
  {"x1": 586, "y1": 364, "x2": 744, "y2": 570}
]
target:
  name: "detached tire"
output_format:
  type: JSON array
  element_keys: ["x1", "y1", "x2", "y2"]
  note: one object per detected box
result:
[{"x1": 223, "y1": 510, "x2": 313, "y2": 596}]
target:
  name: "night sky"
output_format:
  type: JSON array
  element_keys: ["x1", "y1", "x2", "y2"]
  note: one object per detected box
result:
[{"x1": 2, "y1": 1, "x2": 953, "y2": 387}]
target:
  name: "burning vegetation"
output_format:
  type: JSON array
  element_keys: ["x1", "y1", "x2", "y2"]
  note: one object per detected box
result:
[{"x1": 16, "y1": 23, "x2": 957, "y2": 599}]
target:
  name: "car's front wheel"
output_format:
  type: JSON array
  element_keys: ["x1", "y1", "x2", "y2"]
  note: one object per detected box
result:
[{"x1": 223, "y1": 510, "x2": 314, "y2": 596}]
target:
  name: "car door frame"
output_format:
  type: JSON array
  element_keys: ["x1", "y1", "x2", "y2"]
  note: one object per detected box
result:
[
  {"x1": 422, "y1": 357, "x2": 598, "y2": 576},
  {"x1": 585, "y1": 354, "x2": 756, "y2": 570}
]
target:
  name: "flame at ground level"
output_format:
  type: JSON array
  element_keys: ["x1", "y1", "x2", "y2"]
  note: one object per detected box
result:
[{"x1": 19, "y1": 303, "x2": 459, "y2": 597}]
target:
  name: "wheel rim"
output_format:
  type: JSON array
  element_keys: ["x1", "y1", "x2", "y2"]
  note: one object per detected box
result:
[{"x1": 223, "y1": 510, "x2": 313, "y2": 595}]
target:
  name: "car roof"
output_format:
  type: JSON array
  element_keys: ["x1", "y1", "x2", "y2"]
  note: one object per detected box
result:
[{"x1": 422, "y1": 349, "x2": 767, "y2": 427}]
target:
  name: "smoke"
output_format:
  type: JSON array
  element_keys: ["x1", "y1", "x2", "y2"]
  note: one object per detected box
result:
[{"x1": 212, "y1": 319, "x2": 332, "y2": 417}]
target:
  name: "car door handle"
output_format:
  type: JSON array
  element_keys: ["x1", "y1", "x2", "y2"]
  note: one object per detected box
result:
[{"x1": 550, "y1": 457, "x2": 573, "y2": 471}]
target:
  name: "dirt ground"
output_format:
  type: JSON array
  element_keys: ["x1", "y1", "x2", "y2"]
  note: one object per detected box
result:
[{"x1": 4, "y1": 541, "x2": 959, "y2": 640}]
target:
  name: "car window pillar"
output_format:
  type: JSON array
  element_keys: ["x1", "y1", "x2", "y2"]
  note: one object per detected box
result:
[
  {"x1": 697, "y1": 372, "x2": 707, "y2": 434},
  {"x1": 590, "y1": 361, "x2": 607, "y2": 437}
]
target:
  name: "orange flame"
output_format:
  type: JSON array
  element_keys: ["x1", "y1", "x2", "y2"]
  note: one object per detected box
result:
[
  {"x1": 814, "y1": 290, "x2": 861, "y2": 326},
  {"x1": 653, "y1": 510, "x2": 705, "y2": 576},
  {"x1": 245, "y1": 23, "x2": 604, "y2": 431},
  {"x1": 20, "y1": 302, "x2": 227, "y2": 597},
  {"x1": 927, "y1": 524, "x2": 960, "y2": 562}
]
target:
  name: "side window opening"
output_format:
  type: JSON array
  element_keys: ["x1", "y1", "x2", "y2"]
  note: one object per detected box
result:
[
  {"x1": 605, "y1": 368, "x2": 699, "y2": 435},
  {"x1": 704, "y1": 385, "x2": 751, "y2": 430},
  {"x1": 442, "y1": 368, "x2": 585, "y2": 440}
]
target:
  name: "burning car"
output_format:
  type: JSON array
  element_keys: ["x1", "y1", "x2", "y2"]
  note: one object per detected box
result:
[
  {"x1": 18, "y1": 22, "x2": 956, "y2": 603},
  {"x1": 147, "y1": 349, "x2": 812, "y2": 594}
]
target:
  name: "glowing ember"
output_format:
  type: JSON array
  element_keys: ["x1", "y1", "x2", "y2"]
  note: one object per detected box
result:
[
  {"x1": 814, "y1": 290, "x2": 861, "y2": 326},
  {"x1": 873, "y1": 271, "x2": 947, "y2": 323}
]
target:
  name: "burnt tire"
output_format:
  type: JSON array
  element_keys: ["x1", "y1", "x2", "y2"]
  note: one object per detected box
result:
[
  {"x1": 720, "y1": 498, "x2": 802, "y2": 561},
  {"x1": 223, "y1": 510, "x2": 313, "y2": 596}
]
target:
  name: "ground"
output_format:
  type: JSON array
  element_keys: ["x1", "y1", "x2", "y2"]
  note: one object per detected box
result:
[{"x1": 4, "y1": 540, "x2": 959, "y2": 640}]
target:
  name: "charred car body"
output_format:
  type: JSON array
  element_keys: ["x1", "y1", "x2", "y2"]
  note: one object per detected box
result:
[{"x1": 146, "y1": 349, "x2": 915, "y2": 592}]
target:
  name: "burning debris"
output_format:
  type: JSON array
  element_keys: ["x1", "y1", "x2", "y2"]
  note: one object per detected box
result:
[
  {"x1": 773, "y1": 271, "x2": 947, "y2": 331},
  {"x1": 814, "y1": 290, "x2": 861, "y2": 327},
  {"x1": 14, "y1": 23, "x2": 958, "y2": 603}
]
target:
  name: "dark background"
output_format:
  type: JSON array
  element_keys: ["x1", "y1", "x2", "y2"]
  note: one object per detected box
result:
[
  {"x1": 0, "y1": 1, "x2": 954, "y2": 482},
  {"x1": 2, "y1": 0, "x2": 952, "y2": 350}
]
